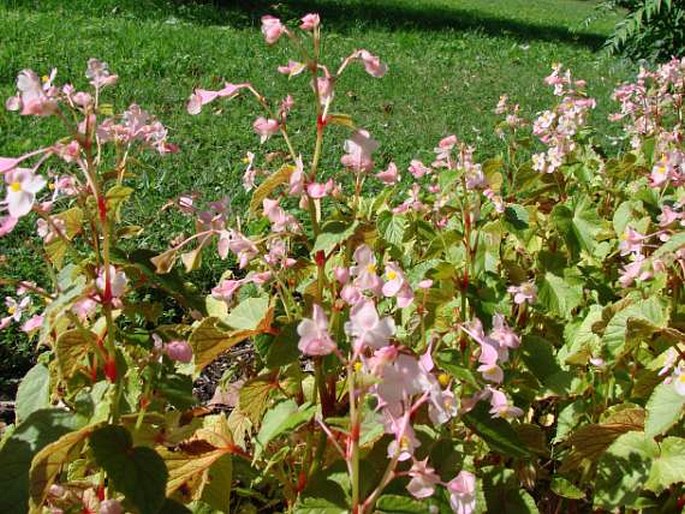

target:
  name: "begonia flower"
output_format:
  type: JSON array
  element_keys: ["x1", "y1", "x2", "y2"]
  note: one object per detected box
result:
[
  {"x1": 446, "y1": 471, "x2": 476, "y2": 514},
  {"x1": 4, "y1": 167, "x2": 46, "y2": 218},
  {"x1": 261, "y1": 15, "x2": 285, "y2": 45},
  {"x1": 345, "y1": 298, "x2": 395, "y2": 351},
  {"x1": 253, "y1": 117, "x2": 280, "y2": 143},
  {"x1": 164, "y1": 340, "x2": 193, "y2": 363},
  {"x1": 341, "y1": 129, "x2": 378, "y2": 172},
  {"x1": 376, "y1": 162, "x2": 400, "y2": 185},
  {"x1": 407, "y1": 459, "x2": 440, "y2": 499},
  {"x1": 300, "y1": 13, "x2": 320, "y2": 31},
  {"x1": 356, "y1": 50, "x2": 388, "y2": 78},
  {"x1": 507, "y1": 281, "x2": 536, "y2": 304},
  {"x1": 297, "y1": 304, "x2": 336, "y2": 356}
]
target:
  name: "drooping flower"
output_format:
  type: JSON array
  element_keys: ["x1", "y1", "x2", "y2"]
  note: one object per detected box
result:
[
  {"x1": 376, "y1": 162, "x2": 400, "y2": 185},
  {"x1": 186, "y1": 83, "x2": 247, "y2": 115},
  {"x1": 211, "y1": 278, "x2": 244, "y2": 305},
  {"x1": 299, "y1": 13, "x2": 320, "y2": 31},
  {"x1": 6, "y1": 69, "x2": 59, "y2": 116},
  {"x1": 261, "y1": 15, "x2": 286, "y2": 45},
  {"x1": 86, "y1": 58, "x2": 118, "y2": 88},
  {"x1": 488, "y1": 388, "x2": 524, "y2": 419},
  {"x1": 356, "y1": 50, "x2": 388, "y2": 78},
  {"x1": 278, "y1": 60, "x2": 306, "y2": 77},
  {"x1": 446, "y1": 471, "x2": 476, "y2": 514},
  {"x1": 96, "y1": 265, "x2": 128, "y2": 301},
  {"x1": 406, "y1": 459, "x2": 441, "y2": 499},
  {"x1": 253, "y1": 117, "x2": 280, "y2": 143},
  {"x1": 297, "y1": 304, "x2": 336, "y2": 356},
  {"x1": 507, "y1": 281, "x2": 537, "y2": 304},
  {"x1": 341, "y1": 129, "x2": 378, "y2": 172}
]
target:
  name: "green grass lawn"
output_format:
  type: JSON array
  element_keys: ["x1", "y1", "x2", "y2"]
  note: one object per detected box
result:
[{"x1": 0, "y1": 0, "x2": 630, "y2": 384}]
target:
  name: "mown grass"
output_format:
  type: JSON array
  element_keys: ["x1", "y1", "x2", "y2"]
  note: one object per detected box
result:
[{"x1": 0, "y1": 0, "x2": 630, "y2": 384}]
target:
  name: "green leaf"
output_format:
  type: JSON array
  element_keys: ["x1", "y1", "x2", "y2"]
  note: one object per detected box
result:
[
  {"x1": 645, "y1": 437, "x2": 685, "y2": 494},
  {"x1": 201, "y1": 454, "x2": 232, "y2": 512},
  {"x1": 594, "y1": 432, "x2": 658, "y2": 510},
  {"x1": 15, "y1": 364, "x2": 50, "y2": 425},
  {"x1": 29, "y1": 423, "x2": 100, "y2": 512},
  {"x1": 255, "y1": 400, "x2": 316, "y2": 460},
  {"x1": 503, "y1": 204, "x2": 529, "y2": 231},
  {"x1": 537, "y1": 272, "x2": 583, "y2": 319},
  {"x1": 327, "y1": 113, "x2": 356, "y2": 129},
  {"x1": 378, "y1": 210, "x2": 407, "y2": 246},
  {"x1": 55, "y1": 329, "x2": 97, "y2": 381},
  {"x1": 551, "y1": 197, "x2": 601, "y2": 258},
  {"x1": 312, "y1": 220, "x2": 359, "y2": 256},
  {"x1": 550, "y1": 476, "x2": 585, "y2": 500},
  {"x1": 264, "y1": 322, "x2": 300, "y2": 368},
  {"x1": 249, "y1": 164, "x2": 296, "y2": 214},
  {"x1": 44, "y1": 207, "x2": 84, "y2": 267},
  {"x1": 0, "y1": 409, "x2": 81, "y2": 514},
  {"x1": 90, "y1": 425, "x2": 168, "y2": 514},
  {"x1": 224, "y1": 296, "x2": 271, "y2": 331},
  {"x1": 520, "y1": 335, "x2": 573, "y2": 395},
  {"x1": 601, "y1": 297, "x2": 667, "y2": 359},
  {"x1": 644, "y1": 382, "x2": 685, "y2": 438},
  {"x1": 462, "y1": 402, "x2": 532, "y2": 459},
  {"x1": 105, "y1": 185, "x2": 134, "y2": 222},
  {"x1": 188, "y1": 317, "x2": 254, "y2": 374},
  {"x1": 482, "y1": 466, "x2": 539, "y2": 513},
  {"x1": 238, "y1": 374, "x2": 278, "y2": 425},
  {"x1": 376, "y1": 495, "x2": 430, "y2": 513}
]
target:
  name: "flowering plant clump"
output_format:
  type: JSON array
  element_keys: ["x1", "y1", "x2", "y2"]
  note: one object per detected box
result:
[{"x1": 1, "y1": 13, "x2": 685, "y2": 514}]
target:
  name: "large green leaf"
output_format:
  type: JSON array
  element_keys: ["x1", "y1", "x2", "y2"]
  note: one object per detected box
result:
[
  {"x1": 520, "y1": 335, "x2": 573, "y2": 395},
  {"x1": 15, "y1": 363, "x2": 50, "y2": 425},
  {"x1": 188, "y1": 317, "x2": 254, "y2": 374},
  {"x1": 462, "y1": 402, "x2": 532, "y2": 459},
  {"x1": 644, "y1": 381, "x2": 685, "y2": 438},
  {"x1": 601, "y1": 296, "x2": 667, "y2": 359},
  {"x1": 312, "y1": 220, "x2": 359, "y2": 256},
  {"x1": 482, "y1": 466, "x2": 539, "y2": 514},
  {"x1": 375, "y1": 495, "x2": 431, "y2": 513},
  {"x1": 201, "y1": 455, "x2": 233, "y2": 512},
  {"x1": 224, "y1": 296, "x2": 271, "y2": 331},
  {"x1": 551, "y1": 197, "x2": 602, "y2": 258},
  {"x1": 238, "y1": 373, "x2": 278, "y2": 425},
  {"x1": 377, "y1": 210, "x2": 407, "y2": 246},
  {"x1": 90, "y1": 425, "x2": 168, "y2": 514},
  {"x1": 537, "y1": 272, "x2": 583, "y2": 319},
  {"x1": 255, "y1": 400, "x2": 316, "y2": 460},
  {"x1": 645, "y1": 437, "x2": 685, "y2": 494},
  {"x1": 0, "y1": 409, "x2": 81, "y2": 514},
  {"x1": 55, "y1": 329, "x2": 97, "y2": 381},
  {"x1": 594, "y1": 432, "x2": 658, "y2": 510}
]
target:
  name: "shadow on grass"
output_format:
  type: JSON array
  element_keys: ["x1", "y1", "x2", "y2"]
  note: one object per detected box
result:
[{"x1": 6, "y1": 0, "x2": 608, "y2": 50}]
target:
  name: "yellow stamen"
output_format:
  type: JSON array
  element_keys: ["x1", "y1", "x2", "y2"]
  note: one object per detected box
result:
[
  {"x1": 7, "y1": 305, "x2": 16, "y2": 315},
  {"x1": 386, "y1": 270, "x2": 397, "y2": 281},
  {"x1": 41, "y1": 74, "x2": 49, "y2": 83},
  {"x1": 9, "y1": 182, "x2": 21, "y2": 192},
  {"x1": 353, "y1": 361, "x2": 363, "y2": 373},
  {"x1": 366, "y1": 263, "x2": 376, "y2": 274},
  {"x1": 438, "y1": 373, "x2": 450, "y2": 387}
]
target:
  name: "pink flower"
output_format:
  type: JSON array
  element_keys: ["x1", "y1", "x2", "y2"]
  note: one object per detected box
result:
[
  {"x1": 186, "y1": 83, "x2": 246, "y2": 115},
  {"x1": 356, "y1": 50, "x2": 388, "y2": 78},
  {"x1": 253, "y1": 117, "x2": 280, "y2": 143},
  {"x1": 349, "y1": 244, "x2": 383, "y2": 294},
  {"x1": 344, "y1": 299, "x2": 395, "y2": 351},
  {"x1": 6, "y1": 69, "x2": 59, "y2": 116},
  {"x1": 263, "y1": 198, "x2": 299, "y2": 232},
  {"x1": 447, "y1": 471, "x2": 476, "y2": 514},
  {"x1": 489, "y1": 313, "x2": 520, "y2": 350},
  {"x1": 72, "y1": 297, "x2": 97, "y2": 320},
  {"x1": 278, "y1": 60, "x2": 306, "y2": 77},
  {"x1": 382, "y1": 262, "x2": 414, "y2": 308},
  {"x1": 261, "y1": 15, "x2": 285, "y2": 45},
  {"x1": 673, "y1": 366, "x2": 685, "y2": 396},
  {"x1": 313, "y1": 75, "x2": 334, "y2": 106},
  {"x1": 507, "y1": 281, "x2": 536, "y2": 304},
  {"x1": 0, "y1": 157, "x2": 19, "y2": 173},
  {"x1": 0, "y1": 296, "x2": 31, "y2": 329},
  {"x1": 341, "y1": 129, "x2": 378, "y2": 172},
  {"x1": 408, "y1": 159, "x2": 431, "y2": 179},
  {"x1": 407, "y1": 459, "x2": 440, "y2": 499},
  {"x1": 297, "y1": 304, "x2": 336, "y2": 356},
  {"x1": 619, "y1": 226, "x2": 647, "y2": 256},
  {"x1": 300, "y1": 13, "x2": 320, "y2": 31},
  {"x1": 376, "y1": 162, "x2": 400, "y2": 184},
  {"x1": 86, "y1": 59, "x2": 118, "y2": 88},
  {"x1": 488, "y1": 388, "x2": 523, "y2": 419},
  {"x1": 96, "y1": 265, "x2": 128, "y2": 300},
  {"x1": 211, "y1": 279, "x2": 243, "y2": 304},
  {"x1": 4, "y1": 168, "x2": 46, "y2": 218},
  {"x1": 242, "y1": 151, "x2": 256, "y2": 191},
  {"x1": 0, "y1": 215, "x2": 18, "y2": 236},
  {"x1": 164, "y1": 340, "x2": 193, "y2": 363}
]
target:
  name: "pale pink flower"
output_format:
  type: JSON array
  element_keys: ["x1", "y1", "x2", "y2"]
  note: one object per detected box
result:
[
  {"x1": 619, "y1": 226, "x2": 647, "y2": 256},
  {"x1": 72, "y1": 297, "x2": 97, "y2": 320},
  {"x1": 4, "y1": 168, "x2": 46, "y2": 218},
  {"x1": 96, "y1": 265, "x2": 128, "y2": 299},
  {"x1": 340, "y1": 283, "x2": 363, "y2": 305},
  {"x1": 408, "y1": 159, "x2": 431, "y2": 179},
  {"x1": 0, "y1": 296, "x2": 31, "y2": 329},
  {"x1": 673, "y1": 366, "x2": 685, "y2": 396},
  {"x1": 376, "y1": 162, "x2": 400, "y2": 185},
  {"x1": 658, "y1": 348, "x2": 678, "y2": 376},
  {"x1": 345, "y1": 298, "x2": 395, "y2": 351},
  {"x1": 164, "y1": 340, "x2": 193, "y2": 363},
  {"x1": 507, "y1": 281, "x2": 536, "y2": 304},
  {"x1": 428, "y1": 384, "x2": 458, "y2": 425},
  {"x1": 186, "y1": 83, "x2": 246, "y2": 115},
  {"x1": 341, "y1": 129, "x2": 378, "y2": 172},
  {"x1": 226, "y1": 230, "x2": 258, "y2": 268},
  {"x1": 297, "y1": 304, "x2": 336, "y2": 356},
  {"x1": 618, "y1": 257, "x2": 651, "y2": 288},
  {"x1": 263, "y1": 198, "x2": 299, "y2": 232},
  {"x1": 407, "y1": 459, "x2": 440, "y2": 499},
  {"x1": 334, "y1": 266, "x2": 350, "y2": 284},
  {"x1": 253, "y1": 117, "x2": 280, "y2": 143},
  {"x1": 289, "y1": 159, "x2": 305, "y2": 196},
  {"x1": 99, "y1": 499, "x2": 123, "y2": 514},
  {"x1": 0, "y1": 157, "x2": 19, "y2": 173},
  {"x1": 261, "y1": 15, "x2": 285, "y2": 45},
  {"x1": 364, "y1": 345, "x2": 399, "y2": 376},
  {"x1": 447, "y1": 471, "x2": 476, "y2": 514},
  {"x1": 278, "y1": 60, "x2": 306, "y2": 77},
  {"x1": 356, "y1": 50, "x2": 388, "y2": 78},
  {"x1": 306, "y1": 181, "x2": 331, "y2": 199},
  {"x1": 86, "y1": 59, "x2": 118, "y2": 88},
  {"x1": 349, "y1": 244, "x2": 383, "y2": 294},
  {"x1": 382, "y1": 262, "x2": 414, "y2": 308},
  {"x1": 313, "y1": 75, "x2": 334, "y2": 106},
  {"x1": 0, "y1": 215, "x2": 18, "y2": 236},
  {"x1": 36, "y1": 216, "x2": 65, "y2": 243},
  {"x1": 7, "y1": 69, "x2": 59, "y2": 116},
  {"x1": 300, "y1": 13, "x2": 320, "y2": 31},
  {"x1": 488, "y1": 388, "x2": 523, "y2": 419},
  {"x1": 476, "y1": 344, "x2": 504, "y2": 384},
  {"x1": 489, "y1": 313, "x2": 520, "y2": 350},
  {"x1": 211, "y1": 279, "x2": 243, "y2": 304}
]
